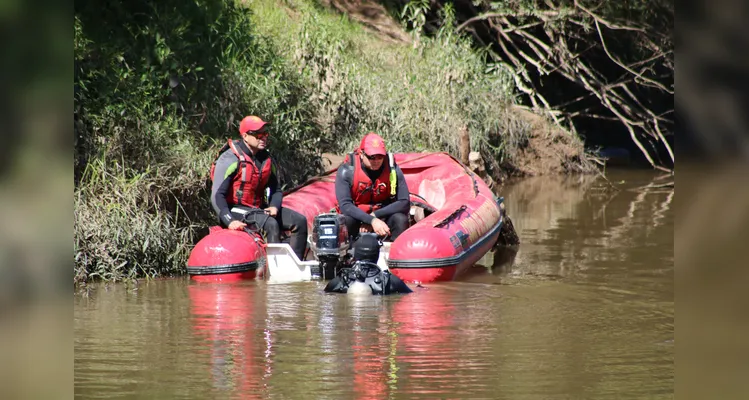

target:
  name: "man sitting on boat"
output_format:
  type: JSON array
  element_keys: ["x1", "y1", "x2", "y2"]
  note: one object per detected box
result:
[
  {"x1": 209, "y1": 115, "x2": 308, "y2": 260},
  {"x1": 335, "y1": 132, "x2": 410, "y2": 241}
]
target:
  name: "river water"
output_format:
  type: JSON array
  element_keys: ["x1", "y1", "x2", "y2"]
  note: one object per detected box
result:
[{"x1": 74, "y1": 169, "x2": 674, "y2": 399}]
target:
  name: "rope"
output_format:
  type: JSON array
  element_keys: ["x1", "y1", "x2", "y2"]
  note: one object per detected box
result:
[
  {"x1": 433, "y1": 205, "x2": 467, "y2": 228},
  {"x1": 242, "y1": 209, "x2": 271, "y2": 244}
]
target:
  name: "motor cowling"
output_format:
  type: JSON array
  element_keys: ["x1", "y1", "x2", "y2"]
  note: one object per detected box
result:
[
  {"x1": 310, "y1": 213, "x2": 350, "y2": 278},
  {"x1": 311, "y1": 213, "x2": 350, "y2": 259}
]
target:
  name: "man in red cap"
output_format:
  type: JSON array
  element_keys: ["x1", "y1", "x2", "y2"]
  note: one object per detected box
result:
[
  {"x1": 335, "y1": 132, "x2": 410, "y2": 241},
  {"x1": 209, "y1": 115, "x2": 308, "y2": 259}
]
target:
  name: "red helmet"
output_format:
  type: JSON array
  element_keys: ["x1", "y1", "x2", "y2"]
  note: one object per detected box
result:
[{"x1": 239, "y1": 116, "x2": 269, "y2": 135}]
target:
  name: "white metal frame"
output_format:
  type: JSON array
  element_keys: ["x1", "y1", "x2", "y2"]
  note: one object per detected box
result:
[{"x1": 264, "y1": 239, "x2": 391, "y2": 284}]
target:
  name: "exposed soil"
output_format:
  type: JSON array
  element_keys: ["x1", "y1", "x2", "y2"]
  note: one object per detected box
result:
[
  {"x1": 322, "y1": 153, "x2": 346, "y2": 170},
  {"x1": 317, "y1": 0, "x2": 411, "y2": 43},
  {"x1": 505, "y1": 105, "x2": 594, "y2": 177}
]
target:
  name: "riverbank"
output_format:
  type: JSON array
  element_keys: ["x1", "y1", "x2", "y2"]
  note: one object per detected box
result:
[{"x1": 74, "y1": 0, "x2": 595, "y2": 285}]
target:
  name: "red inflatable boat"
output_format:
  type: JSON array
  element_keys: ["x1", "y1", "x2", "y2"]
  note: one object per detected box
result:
[
  {"x1": 187, "y1": 152, "x2": 504, "y2": 283},
  {"x1": 186, "y1": 227, "x2": 266, "y2": 282}
]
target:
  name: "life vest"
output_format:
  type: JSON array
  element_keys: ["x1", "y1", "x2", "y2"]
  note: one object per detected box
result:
[
  {"x1": 209, "y1": 139, "x2": 273, "y2": 208},
  {"x1": 346, "y1": 151, "x2": 397, "y2": 213}
]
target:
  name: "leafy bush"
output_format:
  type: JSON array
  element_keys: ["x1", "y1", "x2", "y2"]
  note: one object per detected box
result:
[{"x1": 74, "y1": 0, "x2": 322, "y2": 284}]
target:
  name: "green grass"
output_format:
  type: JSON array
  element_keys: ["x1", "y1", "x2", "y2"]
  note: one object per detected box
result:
[{"x1": 249, "y1": 0, "x2": 526, "y2": 157}]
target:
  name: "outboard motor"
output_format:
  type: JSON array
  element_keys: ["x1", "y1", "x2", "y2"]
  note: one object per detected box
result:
[
  {"x1": 310, "y1": 213, "x2": 350, "y2": 279},
  {"x1": 324, "y1": 234, "x2": 412, "y2": 295}
]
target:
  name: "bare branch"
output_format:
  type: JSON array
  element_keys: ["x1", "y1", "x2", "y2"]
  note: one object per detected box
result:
[
  {"x1": 457, "y1": 8, "x2": 569, "y2": 33},
  {"x1": 652, "y1": 117, "x2": 675, "y2": 163},
  {"x1": 456, "y1": 13, "x2": 513, "y2": 33},
  {"x1": 470, "y1": 2, "x2": 673, "y2": 170},
  {"x1": 553, "y1": 92, "x2": 597, "y2": 108},
  {"x1": 500, "y1": 21, "x2": 543, "y2": 34},
  {"x1": 628, "y1": 49, "x2": 673, "y2": 69},
  {"x1": 564, "y1": 111, "x2": 621, "y2": 121},
  {"x1": 591, "y1": 18, "x2": 674, "y2": 94},
  {"x1": 573, "y1": 0, "x2": 647, "y2": 32}
]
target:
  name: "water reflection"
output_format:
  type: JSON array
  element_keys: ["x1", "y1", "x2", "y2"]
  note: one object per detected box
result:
[
  {"x1": 75, "y1": 170, "x2": 673, "y2": 399},
  {"x1": 347, "y1": 296, "x2": 398, "y2": 400},
  {"x1": 313, "y1": 287, "x2": 466, "y2": 399},
  {"x1": 184, "y1": 282, "x2": 470, "y2": 399},
  {"x1": 188, "y1": 282, "x2": 267, "y2": 398},
  {"x1": 482, "y1": 171, "x2": 674, "y2": 293},
  {"x1": 392, "y1": 286, "x2": 463, "y2": 396}
]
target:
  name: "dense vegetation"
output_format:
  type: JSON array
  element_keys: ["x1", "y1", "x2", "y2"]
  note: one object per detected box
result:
[
  {"x1": 385, "y1": 0, "x2": 674, "y2": 168},
  {"x1": 74, "y1": 0, "x2": 592, "y2": 284}
]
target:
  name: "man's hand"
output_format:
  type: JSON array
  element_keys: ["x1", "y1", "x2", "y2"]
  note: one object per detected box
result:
[
  {"x1": 360, "y1": 224, "x2": 374, "y2": 233},
  {"x1": 371, "y1": 218, "x2": 390, "y2": 237},
  {"x1": 264, "y1": 206, "x2": 279, "y2": 217},
  {"x1": 228, "y1": 220, "x2": 247, "y2": 230}
]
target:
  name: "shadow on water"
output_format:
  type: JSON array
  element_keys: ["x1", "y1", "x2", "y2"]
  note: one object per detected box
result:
[{"x1": 74, "y1": 169, "x2": 673, "y2": 399}]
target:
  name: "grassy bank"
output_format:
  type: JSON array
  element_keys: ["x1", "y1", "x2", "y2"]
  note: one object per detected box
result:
[
  {"x1": 249, "y1": 0, "x2": 523, "y2": 155},
  {"x1": 74, "y1": 0, "x2": 592, "y2": 284}
]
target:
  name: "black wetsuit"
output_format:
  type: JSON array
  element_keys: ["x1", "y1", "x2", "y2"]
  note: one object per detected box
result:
[{"x1": 334, "y1": 159, "x2": 410, "y2": 241}]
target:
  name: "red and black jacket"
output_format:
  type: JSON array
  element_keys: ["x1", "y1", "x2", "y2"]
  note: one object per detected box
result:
[{"x1": 210, "y1": 139, "x2": 273, "y2": 209}]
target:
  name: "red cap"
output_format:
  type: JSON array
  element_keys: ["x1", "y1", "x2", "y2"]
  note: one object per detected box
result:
[
  {"x1": 239, "y1": 116, "x2": 269, "y2": 135},
  {"x1": 359, "y1": 132, "x2": 387, "y2": 156}
]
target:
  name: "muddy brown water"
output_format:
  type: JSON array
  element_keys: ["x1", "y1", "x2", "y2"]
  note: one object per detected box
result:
[{"x1": 75, "y1": 169, "x2": 673, "y2": 399}]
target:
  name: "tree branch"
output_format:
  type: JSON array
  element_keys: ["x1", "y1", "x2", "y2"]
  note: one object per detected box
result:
[
  {"x1": 469, "y1": 2, "x2": 673, "y2": 170},
  {"x1": 573, "y1": 0, "x2": 647, "y2": 32},
  {"x1": 592, "y1": 19, "x2": 673, "y2": 93}
]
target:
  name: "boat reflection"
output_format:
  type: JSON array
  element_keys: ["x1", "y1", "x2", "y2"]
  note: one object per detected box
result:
[
  {"x1": 334, "y1": 287, "x2": 461, "y2": 398},
  {"x1": 187, "y1": 278, "x2": 470, "y2": 398},
  {"x1": 188, "y1": 282, "x2": 268, "y2": 399}
]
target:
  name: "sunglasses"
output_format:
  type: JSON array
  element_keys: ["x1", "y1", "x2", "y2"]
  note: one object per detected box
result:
[
  {"x1": 363, "y1": 152, "x2": 385, "y2": 161},
  {"x1": 247, "y1": 131, "x2": 269, "y2": 138}
]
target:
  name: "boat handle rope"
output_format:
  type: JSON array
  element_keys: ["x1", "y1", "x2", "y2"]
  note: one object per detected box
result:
[
  {"x1": 241, "y1": 209, "x2": 271, "y2": 244},
  {"x1": 433, "y1": 205, "x2": 467, "y2": 228}
]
